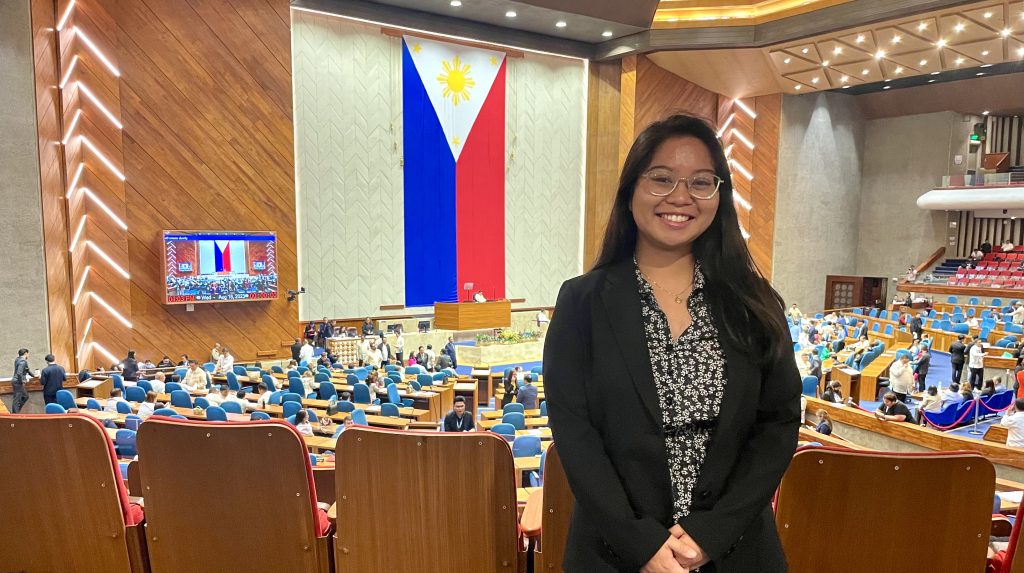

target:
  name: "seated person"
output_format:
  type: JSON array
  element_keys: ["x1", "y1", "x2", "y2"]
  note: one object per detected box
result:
[
  {"x1": 1002, "y1": 398, "x2": 1024, "y2": 448},
  {"x1": 207, "y1": 385, "x2": 230, "y2": 406},
  {"x1": 367, "y1": 371, "x2": 384, "y2": 397},
  {"x1": 980, "y1": 379, "x2": 997, "y2": 398},
  {"x1": 137, "y1": 391, "x2": 159, "y2": 419},
  {"x1": 339, "y1": 391, "x2": 352, "y2": 402},
  {"x1": 940, "y1": 383, "x2": 964, "y2": 407},
  {"x1": 149, "y1": 371, "x2": 167, "y2": 394},
  {"x1": 814, "y1": 410, "x2": 832, "y2": 436},
  {"x1": 850, "y1": 334, "x2": 872, "y2": 359},
  {"x1": 959, "y1": 383, "x2": 975, "y2": 403},
  {"x1": 182, "y1": 360, "x2": 209, "y2": 392},
  {"x1": 874, "y1": 392, "x2": 913, "y2": 423},
  {"x1": 300, "y1": 370, "x2": 316, "y2": 397},
  {"x1": 225, "y1": 388, "x2": 252, "y2": 411},
  {"x1": 1002, "y1": 240, "x2": 1015, "y2": 253},
  {"x1": 104, "y1": 388, "x2": 131, "y2": 414},
  {"x1": 916, "y1": 386, "x2": 943, "y2": 425},
  {"x1": 435, "y1": 351, "x2": 453, "y2": 371},
  {"x1": 516, "y1": 375, "x2": 539, "y2": 410},
  {"x1": 293, "y1": 409, "x2": 314, "y2": 436},
  {"x1": 254, "y1": 382, "x2": 273, "y2": 408},
  {"x1": 820, "y1": 381, "x2": 845, "y2": 405},
  {"x1": 156, "y1": 355, "x2": 174, "y2": 368},
  {"x1": 443, "y1": 397, "x2": 474, "y2": 432}
]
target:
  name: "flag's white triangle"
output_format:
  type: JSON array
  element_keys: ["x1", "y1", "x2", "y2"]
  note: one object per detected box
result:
[{"x1": 404, "y1": 35, "x2": 505, "y2": 161}]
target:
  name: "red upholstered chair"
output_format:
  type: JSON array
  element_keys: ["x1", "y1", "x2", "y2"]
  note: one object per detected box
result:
[
  {"x1": 0, "y1": 413, "x2": 146, "y2": 571},
  {"x1": 136, "y1": 417, "x2": 331, "y2": 572}
]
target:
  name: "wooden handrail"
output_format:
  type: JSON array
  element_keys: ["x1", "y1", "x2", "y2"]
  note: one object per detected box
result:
[{"x1": 914, "y1": 246, "x2": 947, "y2": 275}]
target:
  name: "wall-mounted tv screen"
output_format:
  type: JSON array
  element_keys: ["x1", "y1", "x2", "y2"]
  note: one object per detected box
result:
[{"x1": 162, "y1": 231, "x2": 278, "y2": 305}]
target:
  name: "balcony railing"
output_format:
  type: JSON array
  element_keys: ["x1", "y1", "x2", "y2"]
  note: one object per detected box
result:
[{"x1": 939, "y1": 172, "x2": 1024, "y2": 188}]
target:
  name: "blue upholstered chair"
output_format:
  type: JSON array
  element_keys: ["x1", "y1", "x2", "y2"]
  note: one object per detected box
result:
[
  {"x1": 205, "y1": 406, "x2": 228, "y2": 421},
  {"x1": 44, "y1": 403, "x2": 67, "y2": 414},
  {"x1": 220, "y1": 401, "x2": 242, "y2": 414},
  {"x1": 56, "y1": 389, "x2": 76, "y2": 411}
]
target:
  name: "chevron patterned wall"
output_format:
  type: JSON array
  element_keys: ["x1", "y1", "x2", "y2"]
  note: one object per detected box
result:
[{"x1": 292, "y1": 12, "x2": 585, "y2": 319}]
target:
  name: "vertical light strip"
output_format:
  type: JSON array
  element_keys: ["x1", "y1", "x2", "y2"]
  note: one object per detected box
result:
[
  {"x1": 74, "y1": 28, "x2": 121, "y2": 77},
  {"x1": 80, "y1": 136, "x2": 126, "y2": 180},
  {"x1": 729, "y1": 158, "x2": 754, "y2": 180},
  {"x1": 724, "y1": 143, "x2": 734, "y2": 158},
  {"x1": 738, "y1": 221, "x2": 751, "y2": 240},
  {"x1": 733, "y1": 193, "x2": 752, "y2": 210},
  {"x1": 68, "y1": 216, "x2": 87, "y2": 252},
  {"x1": 86, "y1": 241, "x2": 130, "y2": 278},
  {"x1": 77, "y1": 83, "x2": 123, "y2": 129},
  {"x1": 61, "y1": 110, "x2": 82, "y2": 145},
  {"x1": 59, "y1": 55, "x2": 79, "y2": 89},
  {"x1": 90, "y1": 293, "x2": 132, "y2": 328},
  {"x1": 82, "y1": 188, "x2": 128, "y2": 229},
  {"x1": 56, "y1": 0, "x2": 76, "y2": 32},
  {"x1": 77, "y1": 318, "x2": 93, "y2": 358},
  {"x1": 716, "y1": 113, "x2": 735, "y2": 138},
  {"x1": 91, "y1": 341, "x2": 120, "y2": 364},
  {"x1": 72, "y1": 266, "x2": 91, "y2": 305},
  {"x1": 731, "y1": 128, "x2": 755, "y2": 150},
  {"x1": 734, "y1": 98, "x2": 757, "y2": 119},
  {"x1": 66, "y1": 163, "x2": 84, "y2": 199}
]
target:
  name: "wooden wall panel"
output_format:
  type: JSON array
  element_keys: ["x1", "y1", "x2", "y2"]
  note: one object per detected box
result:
[
  {"x1": 751, "y1": 93, "x2": 780, "y2": 280},
  {"x1": 30, "y1": 0, "x2": 76, "y2": 368},
  {"x1": 584, "y1": 61, "x2": 622, "y2": 269},
  {"x1": 635, "y1": 55, "x2": 718, "y2": 132}
]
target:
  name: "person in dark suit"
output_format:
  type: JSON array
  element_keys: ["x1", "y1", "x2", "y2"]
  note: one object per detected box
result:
[
  {"x1": 39, "y1": 354, "x2": 67, "y2": 405},
  {"x1": 318, "y1": 317, "x2": 332, "y2": 348},
  {"x1": 914, "y1": 347, "x2": 931, "y2": 392},
  {"x1": 949, "y1": 334, "x2": 967, "y2": 384},
  {"x1": 545, "y1": 115, "x2": 800, "y2": 573},
  {"x1": 516, "y1": 374, "x2": 539, "y2": 410},
  {"x1": 500, "y1": 370, "x2": 517, "y2": 408},
  {"x1": 121, "y1": 350, "x2": 139, "y2": 382},
  {"x1": 290, "y1": 338, "x2": 302, "y2": 362},
  {"x1": 10, "y1": 348, "x2": 34, "y2": 413},
  {"x1": 807, "y1": 351, "x2": 822, "y2": 382},
  {"x1": 442, "y1": 397, "x2": 474, "y2": 432},
  {"x1": 910, "y1": 313, "x2": 924, "y2": 342},
  {"x1": 443, "y1": 336, "x2": 458, "y2": 369}
]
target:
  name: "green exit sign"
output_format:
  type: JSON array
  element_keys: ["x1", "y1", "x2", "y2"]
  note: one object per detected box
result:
[{"x1": 970, "y1": 133, "x2": 980, "y2": 141}]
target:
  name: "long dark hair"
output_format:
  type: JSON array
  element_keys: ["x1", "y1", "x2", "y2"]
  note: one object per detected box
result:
[{"x1": 594, "y1": 114, "x2": 789, "y2": 364}]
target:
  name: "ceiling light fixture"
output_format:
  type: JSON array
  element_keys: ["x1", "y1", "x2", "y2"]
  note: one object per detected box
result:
[
  {"x1": 892, "y1": 35, "x2": 901, "y2": 44},
  {"x1": 834, "y1": 47, "x2": 843, "y2": 55},
  {"x1": 984, "y1": 12, "x2": 993, "y2": 18},
  {"x1": 918, "y1": 22, "x2": 928, "y2": 31},
  {"x1": 505, "y1": 10, "x2": 516, "y2": 18},
  {"x1": 980, "y1": 63, "x2": 993, "y2": 67},
  {"x1": 954, "y1": 22, "x2": 965, "y2": 32},
  {"x1": 842, "y1": 85, "x2": 851, "y2": 89},
  {"x1": 875, "y1": 49, "x2": 885, "y2": 59},
  {"x1": 982, "y1": 50, "x2": 990, "y2": 56},
  {"x1": 862, "y1": 68, "x2": 869, "y2": 75},
  {"x1": 602, "y1": 30, "x2": 613, "y2": 37},
  {"x1": 856, "y1": 34, "x2": 865, "y2": 43},
  {"x1": 936, "y1": 39, "x2": 948, "y2": 47},
  {"x1": 840, "y1": 75, "x2": 849, "y2": 83},
  {"x1": 811, "y1": 76, "x2": 820, "y2": 84},
  {"x1": 928, "y1": 79, "x2": 936, "y2": 83},
  {"x1": 794, "y1": 84, "x2": 802, "y2": 90},
  {"x1": 883, "y1": 86, "x2": 891, "y2": 90},
  {"x1": 977, "y1": 72, "x2": 986, "y2": 76},
  {"x1": 931, "y1": 71, "x2": 940, "y2": 75},
  {"x1": 802, "y1": 48, "x2": 809, "y2": 54},
  {"x1": 555, "y1": 20, "x2": 567, "y2": 28},
  {"x1": 983, "y1": 110, "x2": 991, "y2": 115},
  {"x1": 895, "y1": 66, "x2": 904, "y2": 74},
  {"x1": 1002, "y1": 28, "x2": 1012, "y2": 37},
  {"x1": 919, "y1": 59, "x2": 928, "y2": 66},
  {"x1": 955, "y1": 57, "x2": 965, "y2": 65},
  {"x1": 449, "y1": 0, "x2": 461, "y2": 6},
  {"x1": 822, "y1": 60, "x2": 830, "y2": 66},
  {"x1": 783, "y1": 57, "x2": 791, "y2": 64}
]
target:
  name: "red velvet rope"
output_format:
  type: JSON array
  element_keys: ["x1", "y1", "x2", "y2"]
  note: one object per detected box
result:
[
  {"x1": 923, "y1": 402, "x2": 978, "y2": 430},
  {"x1": 978, "y1": 397, "x2": 1014, "y2": 414}
]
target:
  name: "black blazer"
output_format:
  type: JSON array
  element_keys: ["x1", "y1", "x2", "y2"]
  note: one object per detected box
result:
[
  {"x1": 544, "y1": 259, "x2": 801, "y2": 573},
  {"x1": 916, "y1": 352, "x2": 931, "y2": 376}
]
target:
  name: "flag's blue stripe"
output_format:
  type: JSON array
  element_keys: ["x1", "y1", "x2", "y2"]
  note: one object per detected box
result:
[
  {"x1": 214, "y1": 242, "x2": 224, "y2": 273},
  {"x1": 403, "y1": 41, "x2": 458, "y2": 307}
]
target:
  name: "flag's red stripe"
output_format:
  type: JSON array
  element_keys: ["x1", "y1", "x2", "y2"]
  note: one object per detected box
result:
[{"x1": 455, "y1": 61, "x2": 505, "y2": 301}]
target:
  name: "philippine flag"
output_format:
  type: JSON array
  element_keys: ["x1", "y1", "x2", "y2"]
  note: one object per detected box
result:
[
  {"x1": 198, "y1": 240, "x2": 246, "y2": 275},
  {"x1": 402, "y1": 35, "x2": 506, "y2": 308}
]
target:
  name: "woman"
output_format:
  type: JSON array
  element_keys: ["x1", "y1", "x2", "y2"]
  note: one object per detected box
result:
[
  {"x1": 980, "y1": 379, "x2": 997, "y2": 398},
  {"x1": 121, "y1": 350, "x2": 139, "y2": 382},
  {"x1": 916, "y1": 385, "x2": 943, "y2": 425},
  {"x1": 814, "y1": 410, "x2": 832, "y2": 436},
  {"x1": 545, "y1": 115, "x2": 799, "y2": 573},
  {"x1": 501, "y1": 370, "x2": 518, "y2": 408},
  {"x1": 820, "y1": 381, "x2": 844, "y2": 405},
  {"x1": 303, "y1": 321, "x2": 317, "y2": 344}
]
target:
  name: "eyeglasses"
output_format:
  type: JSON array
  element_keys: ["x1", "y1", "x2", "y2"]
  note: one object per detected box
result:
[{"x1": 639, "y1": 170, "x2": 722, "y2": 200}]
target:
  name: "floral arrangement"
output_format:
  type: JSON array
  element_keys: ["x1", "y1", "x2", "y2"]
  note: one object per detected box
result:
[{"x1": 476, "y1": 329, "x2": 540, "y2": 345}]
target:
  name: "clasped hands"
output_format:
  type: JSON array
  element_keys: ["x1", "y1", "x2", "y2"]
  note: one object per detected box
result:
[{"x1": 640, "y1": 524, "x2": 709, "y2": 573}]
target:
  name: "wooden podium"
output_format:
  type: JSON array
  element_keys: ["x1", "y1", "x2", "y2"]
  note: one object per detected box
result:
[{"x1": 434, "y1": 301, "x2": 512, "y2": 331}]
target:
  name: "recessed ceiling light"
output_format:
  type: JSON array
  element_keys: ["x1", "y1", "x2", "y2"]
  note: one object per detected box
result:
[
  {"x1": 955, "y1": 22, "x2": 966, "y2": 32},
  {"x1": 822, "y1": 60, "x2": 830, "y2": 66},
  {"x1": 984, "y1": 12, "x2": 993, "y2": 19},
  {"x1": 936, "y1": 39, "x2": 948, "y2": 47},
  {"x1": 842, "y1": 85, "x2": 850, "y2": 89},
  {"x1": 955, "y1": 57, "x2": 965, "y2": 65},
  {"x1": 795, "y1": 84, "x2": 802, "y2": 90},
  {"x1": 891, "y1": 35, "x2": 902, "y2": 44},
  {"x1": 449, "y1": 0, "x2": 461, "y2": 6},
  {"x1": 834, "y1": 47, "x2": 843, "y2": 55},
  {"x1": 982, "y1": 50, "x2": 990, "y2": 56},
  {"x1": 841, "y1": 75, "x2": 849, "y2": 82},
  {"x1": 983, "y1": 110, "x2": 991, "y2": 115},
  {"x1": 555, "y1": 20, "x2": 567, "y2": 28},
  {"x1": 783, "y1": 57, "x2": 791, "y2": 64},
  {"x1": 883, "y1": 86, "x2": 891, "y2": 90},
  {"x1": 862, "y1": 68, "x2": 869, "y2": 75},
  {"x1": 928, "y1": 79, "x2": 936, "y2": 83},
  {"x1": 505, "y1": 10, "x2": 517, "y2": 17},
  {"x1": 856, "y1": 34, "x2": 865, "y2": 43},
  {"x1": 802, "y1": 48, "x2": 809, "y2": 54},
  {"x1": 931, "y1": 71, "x2": 940, "y2": 75},
  {"x1": 980, "y1": 63, "x2": 993, "y2": 67},
  {"x1": 884, "y1": 79, "x2": 891, "y2": 82},
  {"x1": 875, "y1": 50, "x2": 885, "y2": 59},
  {"x1": 977, "y1": 72, "x2": 986, "y2": 76},
  {"x1": 602, "y1": 30, "x2": 613, "y2": 37},
  {"x1": 895, "y1": 66, "x2": 904, "y2": 74},
  {"x1": 919, "y1": 59, "x2": 928, "y2": 66},
  {"x1": 918, "y1": 22, "x2": 928, "y2": 31},
  {"x1": 1002, "y1": 28, "x2": 1012, "y2": 37},
  {"x1": 811, "y1": 77, "x2": 820, "y2": 84}
]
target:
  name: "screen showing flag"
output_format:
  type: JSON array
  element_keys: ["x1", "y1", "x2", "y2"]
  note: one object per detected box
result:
[{"x1": 162, "y1": 231, "x2": 278, "y2": 304}]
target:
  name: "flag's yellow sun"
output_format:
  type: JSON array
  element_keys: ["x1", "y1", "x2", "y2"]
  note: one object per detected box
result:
[{"x1": 437, "y1": 56, "x2": 475, "y2": 106}]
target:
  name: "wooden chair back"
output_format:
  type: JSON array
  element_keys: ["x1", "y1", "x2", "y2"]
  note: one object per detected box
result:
[
  {"x1": 776, "y1": 448, "x2": 994, "y2": 573},
  {"x1": 136, "y1": 417, "x2": 329, "y2": 572},
  {"x1": 536, "y1": 444, "x2": 574, "y2": 573},
  {"x1": 0, "y1": 413, "x2": 138, "y2": 572},
  {"x1": 334, "y1": 427, "x2": 518, "y2": 572}
]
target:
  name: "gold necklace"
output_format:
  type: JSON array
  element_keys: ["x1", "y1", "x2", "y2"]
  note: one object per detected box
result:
[{"x1": 641, "y1": 271, "x2": 693, "y2": 304}]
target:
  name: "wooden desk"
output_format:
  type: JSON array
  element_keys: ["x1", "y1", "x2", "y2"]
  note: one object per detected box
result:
[
  {"x1": 76, "y1": 377, "x2": 113, "y2": 400},
  {"x1": 515, "y1": 428, "x2": 552, "y2": 440},
  {"x1": 171, "y1": 406, "x2": 249, "y2": 422},
  {"x1": 482, "y1": 409, "x2": 542, "y2": 420},
  {"x1": 434, "y1": 300, "x2": 512, "y2": 330},
  {"x1": 453, "y1": 383, "x2": 478, "y2": 417},
  {"x1": 831, "y1": 367, "x2": 862, "y2": 403},
  {"x1": 479, "y1": 417, "x2": 549, "y2": 430},
  {"x1": 303, "y1": 435, "x2": 338, "y2": 453},
  {"x1": 327, "y1": 411, "x2": 410, "y2": 429},
  {"x1": 984, "y1": 424, "x2": 1010, "y2": 444}
]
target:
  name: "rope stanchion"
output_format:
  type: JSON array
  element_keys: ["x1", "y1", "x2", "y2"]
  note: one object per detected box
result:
[
  {"x1": 978, "y1": 397, "x2": 1014, "y2": 414},
  {"x1": 923, "y1": 400, "x2": 980, "y2": 431}
]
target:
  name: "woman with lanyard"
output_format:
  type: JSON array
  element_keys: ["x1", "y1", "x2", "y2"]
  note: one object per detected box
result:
[{"x1": 545, "y1": 115, "x2": 800, "y2": 573}]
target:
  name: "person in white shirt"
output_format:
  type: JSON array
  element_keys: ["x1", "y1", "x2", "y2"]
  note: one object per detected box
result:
[
  {"x1": 888, "y1": 354, "x2": 914, "y2": 402},
  {"x1": 293, "y1": 409, "x2": 314, "y2": 436},
  {"x1": 364, "y1": 339, "x2": 383, "y2": 369},
  {"x1": 378, "y1": 334, "x2": 391, "y2": 366},
  {"x1": 137, "y1": 391, "x2": 158, "y2": 419},
  {"x1": 149, "y1": 372, "x2": 167, "y2": 394},
  {"x1": 255, "y1": 383, "x2": 272, "y2": 408},
  {"x1": 1002, "y1": 240, "x2": 1015, "y2": 253},
  {"x1": 940, "y1": 383, "x2": 964, "y2": 408},
  {"x1": 967, "y1": 316, "x2": 980, "y2": 329},
  {"x1": 299, "y1": 339, "x2": 315, "y2": 364},
  {"x1": 104, "y1": 389, "x2": 131, "y2": 413},
  {"x1": 424, "y1": 344, "x2": 437, "y2": 371},
  {"x1": 211, "y1": 343, "x2": 222, "y2": 363},
  {"x1": 182, "y1": 360, "x2": 208, "y2": 392},
  {"x1": 207, "y1": 386, "x2": 230, "y2": 406},
  {"x1": 394, "y1": 328, "x2": 406, "y2": 364},
  {"x1": 536, "y1": 309, "x2": 550, "y2": 337},
  {"x1": 968, "y1": 340, "x2": 986, "y2": 389},
  {"x1": 214, "y1": 347, "x2": 234, "y2": 376},
  {"x1": 1012, "y1": 303, "x2": 1024, "y2": 325},
  {"x1": 300, "y1": 371, "x2": 316, "y2": 397},
  {"x1": 225, "y1": 389, "x2": 252, "y2": 411},
  {"x1": 1002, "y1": 398, "x2": 1024, "y2": 448}
]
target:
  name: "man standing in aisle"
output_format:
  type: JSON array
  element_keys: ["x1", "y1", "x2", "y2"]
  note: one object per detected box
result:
[
  {"x1": 40, "y1": 354, "x2": 67, "y2": 405},
  {"x1": 443, "y1": 336, "x2": 458, "y2": 370},
  {"x1": 10, "y1": 348, "x2": 35, "y2": 413},
  {"x1": 949, "y1": 334, "x2": 967, "y2": 384}
]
